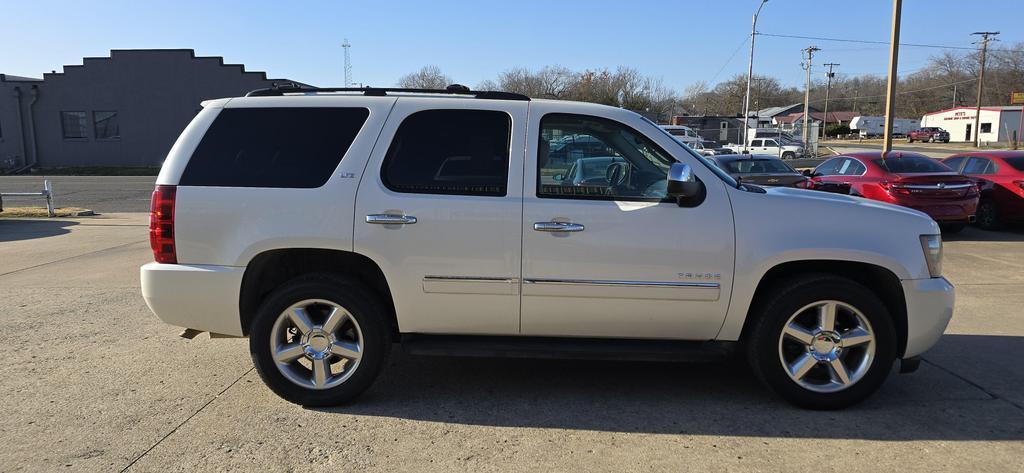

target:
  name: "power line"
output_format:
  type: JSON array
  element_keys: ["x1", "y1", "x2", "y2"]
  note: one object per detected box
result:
[
  {"x1": 708, "y1": 36, "x2": 750, "y2": 85},
  {"x1": 805, "y1": 77, "x2": 978, "y2": 104},
  {"x1": 761, "y1": 31, "x2": 1024, "y2": 52}
]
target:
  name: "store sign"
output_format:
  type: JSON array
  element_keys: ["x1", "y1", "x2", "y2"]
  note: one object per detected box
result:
[{"x1": 1012, "y1": 92, "x2": 1024, "y2": 105}]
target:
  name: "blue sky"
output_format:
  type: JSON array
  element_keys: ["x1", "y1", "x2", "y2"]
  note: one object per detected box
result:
[{"x1": 3, "y1": 0, "x2": 1021, "y2": 92}]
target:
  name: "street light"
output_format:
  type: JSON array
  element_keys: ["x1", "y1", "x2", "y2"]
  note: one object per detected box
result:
[{"x1": 742, "y1": 0, "x2": 769, "y2": 152}]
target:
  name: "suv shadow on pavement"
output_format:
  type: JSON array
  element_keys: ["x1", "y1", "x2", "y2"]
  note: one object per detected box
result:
[
  {"x1": 943, "y1": 226, "x2": 1024, "y2": 242},
  {"x1": 0, "y1": 219, "x2": 78, "y2": 242},
  {"x1": 319, "y1": 334, "x2": 1023, "y2": 441}
]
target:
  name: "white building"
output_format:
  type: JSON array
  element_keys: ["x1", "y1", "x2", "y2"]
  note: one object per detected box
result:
[{"x1": 920, "y1": 106, "x2": 1023, "y2": 144}]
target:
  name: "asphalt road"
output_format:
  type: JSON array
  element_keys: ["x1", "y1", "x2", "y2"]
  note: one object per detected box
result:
[
  {"x1": 0, "y1": 212, "x2": 1022, "y2": 472},
  {"x1": 825, "y1": 142, "x2": 985, "y2": 159},
  {"x1": 0, "y1": 175, "x2": 156, "y2": 213}
]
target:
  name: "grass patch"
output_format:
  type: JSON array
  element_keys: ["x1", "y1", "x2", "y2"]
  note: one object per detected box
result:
[
  {"x1": 31, "y1": 166, "x2": 160, "y2": 176},
  {"x1": 0, "y1": 207, "x2": 95, "y2": 218}
]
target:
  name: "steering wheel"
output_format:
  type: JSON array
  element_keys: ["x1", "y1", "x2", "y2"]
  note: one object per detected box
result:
[{"x1": 605, "y1": 162, "x2": 629, "y2": 188}]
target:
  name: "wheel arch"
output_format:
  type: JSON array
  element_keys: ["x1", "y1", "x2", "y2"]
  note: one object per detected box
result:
[
  {"x1": 738, "y1": 260, "x2": 909, "y2": 357},
  {"x1": 238, "y1": 248, "x2": 397, "y2": 338}
]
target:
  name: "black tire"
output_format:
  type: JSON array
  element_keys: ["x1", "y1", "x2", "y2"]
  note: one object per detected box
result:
[
  {"x1": 975, "y1": 199, "x2": 1000, "y2": 230},
  {"x1": 782, "y1": 151, "x2": 795, "y2": 160},
  {"x1": 940, "y1": 222, "x2": 966, "y2": 234},
  {"x1": 249, "y1": 274, "x2": 390, "y2": 406},
  {"x1": 906, "y1": 137, "x2": 913, "y2": 143},
  {"x1": 746, "y1": 275, "x2": 896, "y2": 410}
]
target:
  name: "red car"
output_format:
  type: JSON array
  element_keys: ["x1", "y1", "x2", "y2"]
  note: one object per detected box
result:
[
  {"x1": 809, "y1": 152, "x2": 979, "y2": 232},
  {"x1": 943, "y1": 151, "x2": 1024, "y2": 229}
]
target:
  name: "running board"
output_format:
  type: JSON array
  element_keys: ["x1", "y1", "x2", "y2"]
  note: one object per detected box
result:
[{"x1": 399, "y1": 334, "x2": 737, "y2": 363}]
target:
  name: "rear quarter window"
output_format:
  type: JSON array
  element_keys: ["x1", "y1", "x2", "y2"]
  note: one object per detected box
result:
[
  {"x1": 179, "y1": 107, "x2": 369, "y2": 188},
  {"x1": 1004, "y1": 157, "x2": 1024, "y2": 172}
]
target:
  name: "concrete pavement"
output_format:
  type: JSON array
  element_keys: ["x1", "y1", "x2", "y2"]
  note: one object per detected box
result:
[{"x1": 0, "y1": 213, "x2": 1022, "y2": 472}]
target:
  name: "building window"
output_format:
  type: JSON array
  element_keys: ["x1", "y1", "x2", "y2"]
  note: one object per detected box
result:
[
  {"x1": 94, "y1": 111, "x2": 120, "y2": 140},
  {"x1": 61, "y1": 111, "x2": 88, "y2": 139},
  {"x1": 980, "y1": 123, "x2": 992, "y2": 133}
]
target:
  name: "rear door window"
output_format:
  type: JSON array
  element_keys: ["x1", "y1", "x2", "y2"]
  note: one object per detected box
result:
[
  {"x1": 180, "y1": 107, "x2": 369, "y2": 188},
  {"x1": 381, "y1": 109, "x2": 511, "y2": 197}
]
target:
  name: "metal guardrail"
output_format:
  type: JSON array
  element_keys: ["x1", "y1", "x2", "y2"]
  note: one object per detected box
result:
[{"x1": 1, "y1": 180, "x2": 55, "y2": 217}]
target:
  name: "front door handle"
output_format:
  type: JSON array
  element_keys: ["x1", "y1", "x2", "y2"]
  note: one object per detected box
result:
[
  {"x1": 366, "y1": 214, "x2": 417, "y2": 225},
  {"x1": 534, "y1": 221, "x2": 584, "y2": 232}
]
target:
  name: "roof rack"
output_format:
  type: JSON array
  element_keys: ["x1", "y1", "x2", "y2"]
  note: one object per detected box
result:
[{"x1": 245, "y1": 83, "x2": 530, "y2": 101}]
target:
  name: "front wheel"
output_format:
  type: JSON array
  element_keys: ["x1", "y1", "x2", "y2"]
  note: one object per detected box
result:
[
  {"x1": 746, "y1": 275, "x2": 896, "y2": 409},
  {"x1": 782, "y1": 151, "x2": 795, "y2": 160},
  {"x1": 906, "y1": 137, "x2": 913, "y2": 143},
  {"x1": 976, "y1": 200, "x2": 1000, "y2": 230},
  {"x1": 249, "y1": 274, "x2": 390, "y2": 406}
]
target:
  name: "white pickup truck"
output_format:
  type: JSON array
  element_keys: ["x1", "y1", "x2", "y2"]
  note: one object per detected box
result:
[
  {"x1": 141, "y1": 85, "x2": 953, "y2": 410},
  {"x1": 722, "y1": 138, "x2": 805, "y2": 159}
]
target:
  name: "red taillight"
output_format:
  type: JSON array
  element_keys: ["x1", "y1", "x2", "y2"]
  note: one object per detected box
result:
[
  {"x1": 794, "y1": 179, "x2": 813, "y2": 189},
  {"x1": 880, "y1": 180, "x2": 911, "y2": 195},
  {"x1": 149, "y1": 185, "x2": 177, "y2": 264}
]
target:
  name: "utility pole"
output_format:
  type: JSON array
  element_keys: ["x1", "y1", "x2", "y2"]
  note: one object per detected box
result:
[
  {"x1": 801, "y1": 46, "x2": 820, "y2": 146},
  {"x1": 852, "y1": 89, "x2": 859, "y2": 114},
  {"x1": 341, "y1": 39, "x2": 353, "y2": 87},
  {"x1": 742, "y1": 0, "x2": 769, "y2": 151},
  {"x1": 821, "y1": 63, "x2": 839, "y2": 140},
  {"x1": 971, "y1": 31, "x2": 999, "y2": 147},
  {"x1": 881, "y1": 0, "x2": 902, "y2": 158},
  {"x1": 952, "y1": 84, "x2": 958, "y2": 108}
]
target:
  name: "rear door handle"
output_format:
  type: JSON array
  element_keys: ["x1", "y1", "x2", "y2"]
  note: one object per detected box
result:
[
  {"x1": 534, "y1": 221, "x2": 584, "y2": 232},
  {"x1": 366, "y1": 214, "x2": 417, "y2": 225}
]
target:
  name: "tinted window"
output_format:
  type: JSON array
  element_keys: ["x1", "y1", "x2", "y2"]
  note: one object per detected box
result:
[
  {"x1": 180, "y1": 107, "x2": 368, "y2": 188},
  {"x1": 382, "y1": 109, "x2": 510, "y2": 196},
  {"x1": 539, "y1": 114, "x2": 675, "y2": 201},
  {"x1": 943, "y1": 157, "x2": 967, "y2": 172},
  {"x1": 872, "y1": 157, "x2": 952, "y2": 173},
  {"x1": 1004, "y1": 157, "x2": 1024, "y2": 171},
  {"x1": 815, "y1": 158, "x2": 843, "y2": 176},
  {"x1": 963, "y1": 157, "x2": 996, "y2": 175}
]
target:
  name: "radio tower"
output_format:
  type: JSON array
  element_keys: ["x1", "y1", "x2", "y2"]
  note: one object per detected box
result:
[{"x1": 341, "y1": 39, "x2": 352, "y2": 87}]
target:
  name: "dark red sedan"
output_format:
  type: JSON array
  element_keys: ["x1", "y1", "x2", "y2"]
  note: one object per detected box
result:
[
  {"x1": 943, "y1": 151, "x2": 1024, "y2": 229},
  {"x1": 809, "y1": 152, "x2": 979, "y2": 232}
]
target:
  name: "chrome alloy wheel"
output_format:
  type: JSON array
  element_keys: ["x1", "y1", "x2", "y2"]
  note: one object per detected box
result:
[
  {"x1": 269, "y1": 299, "x2": 363, "y2": 390},
  {"x1": 777, "y1": 300, "x2": 876, "y2": 393}
]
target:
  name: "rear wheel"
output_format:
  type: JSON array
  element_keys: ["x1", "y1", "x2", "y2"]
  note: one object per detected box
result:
[
  {"x1": 976, "y1": 200, "x2": 1000, "y2": 230},
  {"x1": 746, "y1": 275, "x2": 896, "y2": 410},
  {"x1": 249, "y1": 274, "x2": 390, "y2": 406}
]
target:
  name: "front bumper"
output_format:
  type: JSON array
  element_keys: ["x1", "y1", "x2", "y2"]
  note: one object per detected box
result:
[
  {"x1": 140, "y1": 262, "x2": 246, "y2": 336},
  {"x1": 901, "y1": 277, "x2": 955, "y2": 358}
]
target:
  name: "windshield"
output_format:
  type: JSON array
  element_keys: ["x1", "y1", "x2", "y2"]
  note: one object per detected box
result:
[
  {"x1": 872, "y1": 157, "x2": 952, "y2": 173},
  {"x1": 644, "y1": 117, "x2": 739, "y2": 188},
  {"x1": 724, "y1": 159, "x2": 796, "y2": 174}
]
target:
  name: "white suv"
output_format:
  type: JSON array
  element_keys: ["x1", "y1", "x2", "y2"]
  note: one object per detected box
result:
[{"x1": 141, "y1": 85, "x2": 954, "y2": 410}]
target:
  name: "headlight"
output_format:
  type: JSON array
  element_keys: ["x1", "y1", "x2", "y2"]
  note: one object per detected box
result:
[{"x1": 920, "y1": 234, "x2": 942, "y2": 277}]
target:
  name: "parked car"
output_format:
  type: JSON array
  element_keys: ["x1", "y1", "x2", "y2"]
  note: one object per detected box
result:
[
  {"x1": 722, "y1": 138, "x2": 805, "y2": 159},
  {"x1": 906, "y1": 127, "x2": 950, "y2": 143},
  {"x1": 142, "y1": 85, "x2": 953, "y2": 410},
  {"x1": 660, "y1": 125, "x2": 702, "y2": 146},
  {"x1": 707, "y1": 154, "x2": 811, "y2": 188},
  {"x1": 546, "y1": 135, "x2": 613, "y2": 165},
  {"x1": 943, "y1": 151, "x2": 1024, "y2": 229},
  {"x1": 808, "y1": 152, "x2": 978, "y2": 232},
  {"x1": 689, "y1": 140, "x2": 729, "y2": 156}
]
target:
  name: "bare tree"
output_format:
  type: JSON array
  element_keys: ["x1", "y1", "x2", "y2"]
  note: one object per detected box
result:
[{"x1": 397, "y1": 65, "x2": 452, "y2": 89}]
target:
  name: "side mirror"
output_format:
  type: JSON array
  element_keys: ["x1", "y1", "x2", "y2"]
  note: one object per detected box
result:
[{"x1": 667, "y1": 163, "x2": 706, "y2": 207}]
